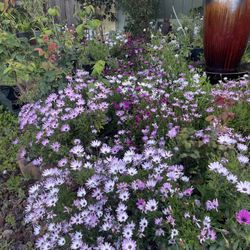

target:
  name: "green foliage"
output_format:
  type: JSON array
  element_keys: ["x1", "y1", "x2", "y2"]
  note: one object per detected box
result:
[
  {"x1": 76, "y1": 0, "x2": 117, "y2": 21},
  {"x1": 0, "y1": 3, "x2": 72, "y2": 100},
  {"x1": 6, "y1": 175, "x2": 26, "y2": 198},
  {"x1": 6, "y1": 175, "x2": 21, "y2": 191},
  {"x1": 228, "y1": 101, "x2": 250, "y2": 135},
  {"x1": 0, "y1": 3, "x2": 108, "y2": 102},
  {"x1": 47, "y1": 7, "x2": 60, "y2": 17},
  {"x1": 203, "y1": 167, "x2": 250, "y2": 249},
  {"x1": 169, "y1": 128, "x2": 250, "y2": 249},
  {"x1": 0, "y1": 2, "x2": 4, "y2": 11},
  {"x1": 0, "y1": 29, "x2": 69, "y2": 101},
  {"x1": 86, "y1": 19, "x2": 102, "y2": 30},
  {"x1": 78, "y1": 40, "x2": 109, "y2": 65},
  {"x1": 0, "y1": 107, "x2": 18, "y2": 172},
  {"x1": 242, "y1": 43, "x2": 250, "y2": 63},
  {"x1": 0, "y1": 240, "x2": 14, "y2": 250},
  {"x1": 0, "y1": 31, "x2": 26, "y2": 83},
  {"x1": 170, "y1": 13, "x2": 204, "y2": 58},
  {"x1": 119, "y1": 0, "x2": 160, "y2": 37},
  {"x1": 5, "y1": 213, "x2": 16, "y2": 227},
  {"x1": 75, "y1": 6, "x2": 102, "y2": 40},
  {"x1": 161, "y1": 42, "x2": 190, "y2": 80},
  {"x1": 19, "y1": 0, "x2": 49, "y2": 19},
  {"x1": 72, "y1": 168, "x2": 95, "y2": 185},
  {"x1": 177, "y1": 15, "x2": 203, "y2": 46},
  {"x1": 92, "y1": 60, "x2": 106, "y2": 76},
  {"x1": 53, "y1": 186, "x2": 76, "y2": 222}
]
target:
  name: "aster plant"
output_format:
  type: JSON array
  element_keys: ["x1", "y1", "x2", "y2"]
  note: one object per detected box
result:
[
  {"x1": 18, "y1": 36, "x2": 250, "y2": 249},
  {"x1": 19, "y1": 70, "x2": 215, "y2": 249}
]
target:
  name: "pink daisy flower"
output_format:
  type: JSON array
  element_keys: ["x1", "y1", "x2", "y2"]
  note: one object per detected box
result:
[{"x1": 236, "y1": 209, "x2": 250, "y2": 225}]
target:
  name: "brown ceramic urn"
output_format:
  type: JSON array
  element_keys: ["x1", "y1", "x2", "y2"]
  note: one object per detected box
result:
[{"x1": 204, "y1": 0, "x2": 250, "y2": 73}]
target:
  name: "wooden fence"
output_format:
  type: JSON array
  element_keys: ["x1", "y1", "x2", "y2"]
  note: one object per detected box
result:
[
  {"x1": 158, "y1": 0, "x2": 205, "y2": 19},
  {"x1": 117, "y1": 0, "x2": 205, "y2": 31},
  {"x1": 47, "y1": 0, "x2": 206, "y2": 27},
  {"x1": 47, "y1": 0, "x2": 79, "y2": 25},
  {"x1": 47, "y1": 0, "x2": 205, "y2": 27}
]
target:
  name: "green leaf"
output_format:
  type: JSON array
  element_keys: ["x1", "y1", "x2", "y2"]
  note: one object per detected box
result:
[
  {"x1": 233, "y1": 240, "x2": 239, "y2": 250},
  {"x1": 48, "y1": 7, "x2": 60, "y2": 17},
  {"x1": 76, "y1": 24, "x2": 85, "y2": 37},
  {"x1": 0, "y1": 2, "x2": 4, "y2": 11},
  {"x1": 3, "y1": 67, "x2": 12, "y2": 75},
  {"x1": 92, "y1": 60, "x2": 105, "y2": 76},
  {"x1": 85, "y1": 5, "x2": 95, "y2": 15},
  {"x1": 86, "y1": 19, "x2": 101, "y2": 30},
  {"x1": 41, "y1": 29, "x2": 53, "y2": 36}
]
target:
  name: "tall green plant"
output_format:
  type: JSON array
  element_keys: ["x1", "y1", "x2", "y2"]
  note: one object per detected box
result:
[
  {"x1": 76, "y1": 0, "x2": 117, "y2": 20},
  {"x1": 119, "y1": 0, "x2": 159, "y2": 37},
  {"x1": 19, "y1": 0, "x2": 49, "y2": 18}
]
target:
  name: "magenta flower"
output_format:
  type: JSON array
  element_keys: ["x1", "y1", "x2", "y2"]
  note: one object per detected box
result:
[
  {"x1": 136, "y1": 199, "x2": 146, "y2": 211},
  {"x1": 236, "y1": 209, "x2": 250, "y2": 225},
  {"x1": 183, "y1": 187, "x2": 194, "y2": 197}
]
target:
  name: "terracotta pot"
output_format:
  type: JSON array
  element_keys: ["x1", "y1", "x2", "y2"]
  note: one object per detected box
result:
[{"x1": 204, "y1": 0, "x2": 250, "y2": 73}]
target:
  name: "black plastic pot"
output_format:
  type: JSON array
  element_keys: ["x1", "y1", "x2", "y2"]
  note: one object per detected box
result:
[
  {"x1": 16, "y1": 31, "x2": 40, "y2": 45},
  {"x1": 71, "y1": 62, "x2": 93, "y2": 76},
  {"x1": 83, "y1": 64, "x2": 93, "y2": 74},
  {"x1": 190, "y1": 48, "x2": 204, "y2": 62},
  {"x1": 0, "y1": 86, "x2": 21, "y2": 113}
]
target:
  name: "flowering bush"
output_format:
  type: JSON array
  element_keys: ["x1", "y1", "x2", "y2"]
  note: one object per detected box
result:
[
  {"x1": 18, "y1": 63, "x2": 250, "y2": 249},
  {"x1": 17, "y1": 32, "x2": 250, "y2": 249}
]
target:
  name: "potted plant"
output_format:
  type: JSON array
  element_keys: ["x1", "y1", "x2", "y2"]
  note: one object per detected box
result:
[{"x1": 15, "y1": 20, "x2": 40, "y2": 45}]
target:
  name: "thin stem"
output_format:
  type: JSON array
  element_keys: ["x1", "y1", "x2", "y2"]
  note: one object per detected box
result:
[{"x1": 172, "y1": 5, "x2": 187, "y2": 37}]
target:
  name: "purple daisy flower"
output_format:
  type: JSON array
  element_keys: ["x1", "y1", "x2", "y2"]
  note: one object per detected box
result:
[{"x1": 122, "y1": 239, "x2": 137, "y2": 250}]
